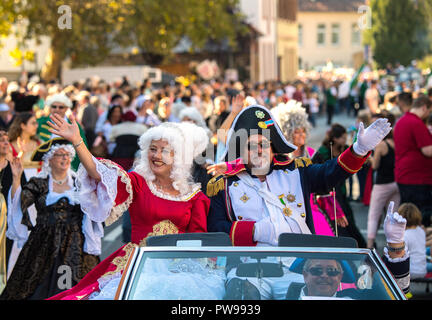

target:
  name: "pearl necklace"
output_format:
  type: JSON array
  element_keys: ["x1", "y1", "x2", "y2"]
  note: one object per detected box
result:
[{"x1": 52, "y1": 176, "x2": 68, "y2": 185}]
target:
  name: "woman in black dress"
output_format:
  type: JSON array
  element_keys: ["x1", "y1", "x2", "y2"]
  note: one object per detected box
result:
[{"x1": 1, "y1": 138, "x2": 100, "y2": 300}]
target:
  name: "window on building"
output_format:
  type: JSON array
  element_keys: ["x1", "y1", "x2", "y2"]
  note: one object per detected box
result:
[
  {"x1": 331, "y1": 23, "x2": 340, "y2": 46},
  {"x1": 298, "y1": 24, "x2": 303, "y2": 46},
  {"x1": 317, "y1": 24, "x2": 326, "y2": 46},
  {"x1": 352, "y1": 23, "x2": 361, "y2": 45}
]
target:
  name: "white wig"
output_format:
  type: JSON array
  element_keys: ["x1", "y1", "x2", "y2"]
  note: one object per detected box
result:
[
  {"x1": 271, "y1": 100, "x2": 312, "y2": 142},
  {"x1": 133, "y1": 122, "x2": 209, "y2": 195},
  {"x1": 178, "y1": 106, "x2": 207, "y2": 129},
  {"x1": 46, "y1": 93, "x2": 72, "y2": 108},
  {"x1": 38, "y1": 143, "x2": 76, "y2": 179}
]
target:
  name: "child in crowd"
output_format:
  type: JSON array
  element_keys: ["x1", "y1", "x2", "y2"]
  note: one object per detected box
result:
[{"x1": 398, "y1": 203, "x2": 428, "y2": 279}]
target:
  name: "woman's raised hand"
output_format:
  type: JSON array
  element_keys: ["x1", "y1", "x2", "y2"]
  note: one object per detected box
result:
[
  {"x1": 48, "y1": 113, "x2": 81, "y2": 144},
  {"x1": 10, "y1": 157, "x2": 23, "y2": 180}
]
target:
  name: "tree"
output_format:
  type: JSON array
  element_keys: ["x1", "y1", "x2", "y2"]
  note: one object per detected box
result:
[
  {"x1": 1, "y1": 0, "x2": 246, "y2": 81},
  {"x1": 111, "y1": 0, "x2": 246, "y2": 64},
  {"x1": 364, "y1": 0, "x2": 431, "y2": 68}
]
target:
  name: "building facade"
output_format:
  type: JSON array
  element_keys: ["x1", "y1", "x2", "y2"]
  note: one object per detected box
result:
[
  {"x1": 277, "y1": 0, "x2": 298, "y2": 82},
  {"x1": 297, "y1": 0, "x2": 365, "y2": 70},
  {"x1": 240, "y1": 0, "x2": 278, "y2": 83}
]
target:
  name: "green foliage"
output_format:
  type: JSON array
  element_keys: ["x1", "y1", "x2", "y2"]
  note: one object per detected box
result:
[
  {"x1": 0, "y1": 0, "x2": 245, "y2": 79},
  {"x1": 364, "y1": 0, "x2": 431, "y2": 68},
  {"x1": 132, "y1": 0, "x2": 245, "y2": 56},
  {"x1": 418, "y1": 54, "x2": 432, "y2": 70}
]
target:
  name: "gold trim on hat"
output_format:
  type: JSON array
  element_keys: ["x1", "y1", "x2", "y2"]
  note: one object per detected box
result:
[{"x1": 30, "y1": 137, "x2": 68, "y2": 161}]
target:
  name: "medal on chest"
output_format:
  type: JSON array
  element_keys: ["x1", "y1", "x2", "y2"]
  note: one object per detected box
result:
[{"x1": 278, "y1": 194, "x2": 293, "y2": 217}]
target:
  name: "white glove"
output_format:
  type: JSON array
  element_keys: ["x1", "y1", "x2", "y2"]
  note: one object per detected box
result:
[
  {"x1": 253, "y1": 218, "x2": 277, "y2": 245},
  {"x1": 383, "y1": 201, "x2": 407, "y2": 244},
  {"x1": 353, "y1": 119, "x2": 392, "y2": 156}
]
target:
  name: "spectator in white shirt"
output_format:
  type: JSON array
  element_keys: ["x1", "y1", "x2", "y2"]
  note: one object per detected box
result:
[{"x1": 399, "y1": 203, "x2": 427, "y2": 279}]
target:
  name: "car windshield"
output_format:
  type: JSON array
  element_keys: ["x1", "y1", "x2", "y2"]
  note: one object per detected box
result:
[{"x1": 124, "y1": 249, "x2": 399, "y2": 300}]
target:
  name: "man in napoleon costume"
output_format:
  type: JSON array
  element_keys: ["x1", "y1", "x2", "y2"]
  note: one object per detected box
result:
[
  {"x1": 206, "y1": 105, "x2": 392, "y2": 247},
  {"x1": 205, "y1": 105, "x2": 410, "y2": 299}
]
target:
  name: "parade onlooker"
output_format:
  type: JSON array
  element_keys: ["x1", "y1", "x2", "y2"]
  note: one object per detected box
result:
[
  {"x1": 77, "y1": 93, "x2": 99, "y2": 147},
  {"x1": 157, "y1": 97, "x2": 179, "y2": 123},
  {"x1": 365, "y1": 80, "x2": 380, "y2": 114},
  {"x1": 135, "y1": 95, "x2": 161, "y2": 127},
  {"x1": 38, "y1": 93, "x2": 88, "y2": 171},
  {"x1": 325, "y1": 82, "x2": 337, "y2": 125},
  {"x1": 0, "y1": 103, "x2": 13, "y2": 131},
  {"x1": 206, "y1": 95, "x2": 230, "y2": 135},
  {"x1": 110, "y1": 111, "x2": 147, "y2": 172},
  {"x1": 305, "y1": 87, "x2": 319, "y2": 127},
  {"x1": 1, "y1": 139, "x2": 100, "y2": 300},
  {"x1": 398, "y1": 203, "x2": 427, "y2": 279},
  {"x1": 367, "y1": 112, "x2": 400, "y2": 248},
  {"x1": 0, "y1": 130, "x2": 26, "y2": 295},
  {"x1": 338, "y1": 79, "x2": 350, "y2": 115},
  {"x1": 396, "y1": 92, "x2": 413, "y2": 116},
  {"x1": 99, "y1": 105, "x2": 122, "y2": 156},
  {"x1": 394, "y1": 95, "x2": 432, "y2": 227},
  {"x1": 8, "y1": 113, "x2": 40, "y2": 177}
]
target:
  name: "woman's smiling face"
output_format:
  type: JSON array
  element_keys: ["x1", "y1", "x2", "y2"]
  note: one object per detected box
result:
[
  {"x1": 49, "y1": 148, "x2": 72, "y2": 172},
  {"x1": 148, "y1": 139, "x2": 175, "y2": 178}
]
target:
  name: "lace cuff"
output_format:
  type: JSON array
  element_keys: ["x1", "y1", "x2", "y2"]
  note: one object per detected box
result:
[
  {"x1": 383, "y1": 247, "x2": 409, "y2": 263},
  {"x1": 82, "y1": 214, "x2": 104, "y2": 255},
  {"x1": 5, "y1": 187, "x2": 29, "y2": 248},
  {"x1": 76, "y1": 156, "x2": 133, "y2": 226}
]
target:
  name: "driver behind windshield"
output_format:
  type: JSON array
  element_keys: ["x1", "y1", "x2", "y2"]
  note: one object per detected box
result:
[{"x1": 300, "y1": 259, "x2": 345, "y2": 299}]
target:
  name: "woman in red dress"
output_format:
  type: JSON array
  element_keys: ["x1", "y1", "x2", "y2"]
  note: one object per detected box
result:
[{"x1": 46, "y1": 114, "x2": 210, "y2": 300}]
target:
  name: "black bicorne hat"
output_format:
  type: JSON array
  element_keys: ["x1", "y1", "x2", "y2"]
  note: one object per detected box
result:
[
  {"x1": 31, "y1": 138, "x2": 71, "y2": 162},
  {"x1": 11, "y1": 92, "x2": 39, "y2": 112},
  {"x1": 222, "y1": 105, "x2": 297, "y2": 162}
]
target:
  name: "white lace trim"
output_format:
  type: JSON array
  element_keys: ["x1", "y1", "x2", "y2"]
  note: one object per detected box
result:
[
  {"x1": 88, "y1": 272, "x2": 122, "y2": 300},
  {"x1": 383, "y1": 247, "x2": 409, "y2": 263},
  {"x1": 76, "y1": 156, "x2": 132, "y2": 227},
  {"x1": 146, "y1": 180, "x2": 201, "y2": 202},
  {"x1": 100, "y1": 159, "x2": 134, "y2": 226}
]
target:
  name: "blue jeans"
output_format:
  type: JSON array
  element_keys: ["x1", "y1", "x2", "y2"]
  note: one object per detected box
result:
[{"x1": 398, "y1": 184, "x2": 432, "y2": 227}]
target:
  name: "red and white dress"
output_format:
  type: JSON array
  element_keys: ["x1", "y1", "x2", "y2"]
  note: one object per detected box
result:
[{"x1": 48, "y1": 157, "x2": 210, "y2": 300}]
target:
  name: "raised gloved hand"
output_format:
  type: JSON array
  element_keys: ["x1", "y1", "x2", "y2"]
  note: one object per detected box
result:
[
  {"x1": 353, "y1": 118, "x2": 392, "y2": 156},
  {"x1": 253, "y1": 218, "x2": 277, "y2": 246},
  {"x1": 383, "y1": 201, "x2": 407, "y2": 244}
]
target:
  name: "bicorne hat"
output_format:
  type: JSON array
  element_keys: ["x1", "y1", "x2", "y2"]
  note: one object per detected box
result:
[
  {"x1": 222, "y1": 105, "x2": 297, "y2": 162},
  {"x1": 31, "y1": 138, "x2": 71, "y2": 162}
]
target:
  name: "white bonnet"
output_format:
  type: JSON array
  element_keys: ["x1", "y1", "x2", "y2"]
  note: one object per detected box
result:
[{"x1": 46, "y1": 93, "x2": 72, "y2": 108}]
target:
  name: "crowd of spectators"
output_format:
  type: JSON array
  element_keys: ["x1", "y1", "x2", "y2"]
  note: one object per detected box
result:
[{"x1": 0, "y1": 66, "x2": 431, "y2": 280}]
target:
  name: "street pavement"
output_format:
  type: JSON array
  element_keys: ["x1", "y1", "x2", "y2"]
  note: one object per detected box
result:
[{"x1": 100, "y1": 111, "x2": 432, "y2": 299}]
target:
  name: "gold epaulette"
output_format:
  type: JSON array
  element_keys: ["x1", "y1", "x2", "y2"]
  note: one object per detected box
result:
[
  {"x1": 206, "y1": 174, "x2": 225, "y2": 197},
  {"x1": 295, "y1": 157, "x2": 312, "y2": 169}
]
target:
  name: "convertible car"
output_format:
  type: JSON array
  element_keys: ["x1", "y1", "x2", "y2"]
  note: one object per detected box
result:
[{"x1": 113, "y1": 233, "x2": 407, "y2": 300}]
